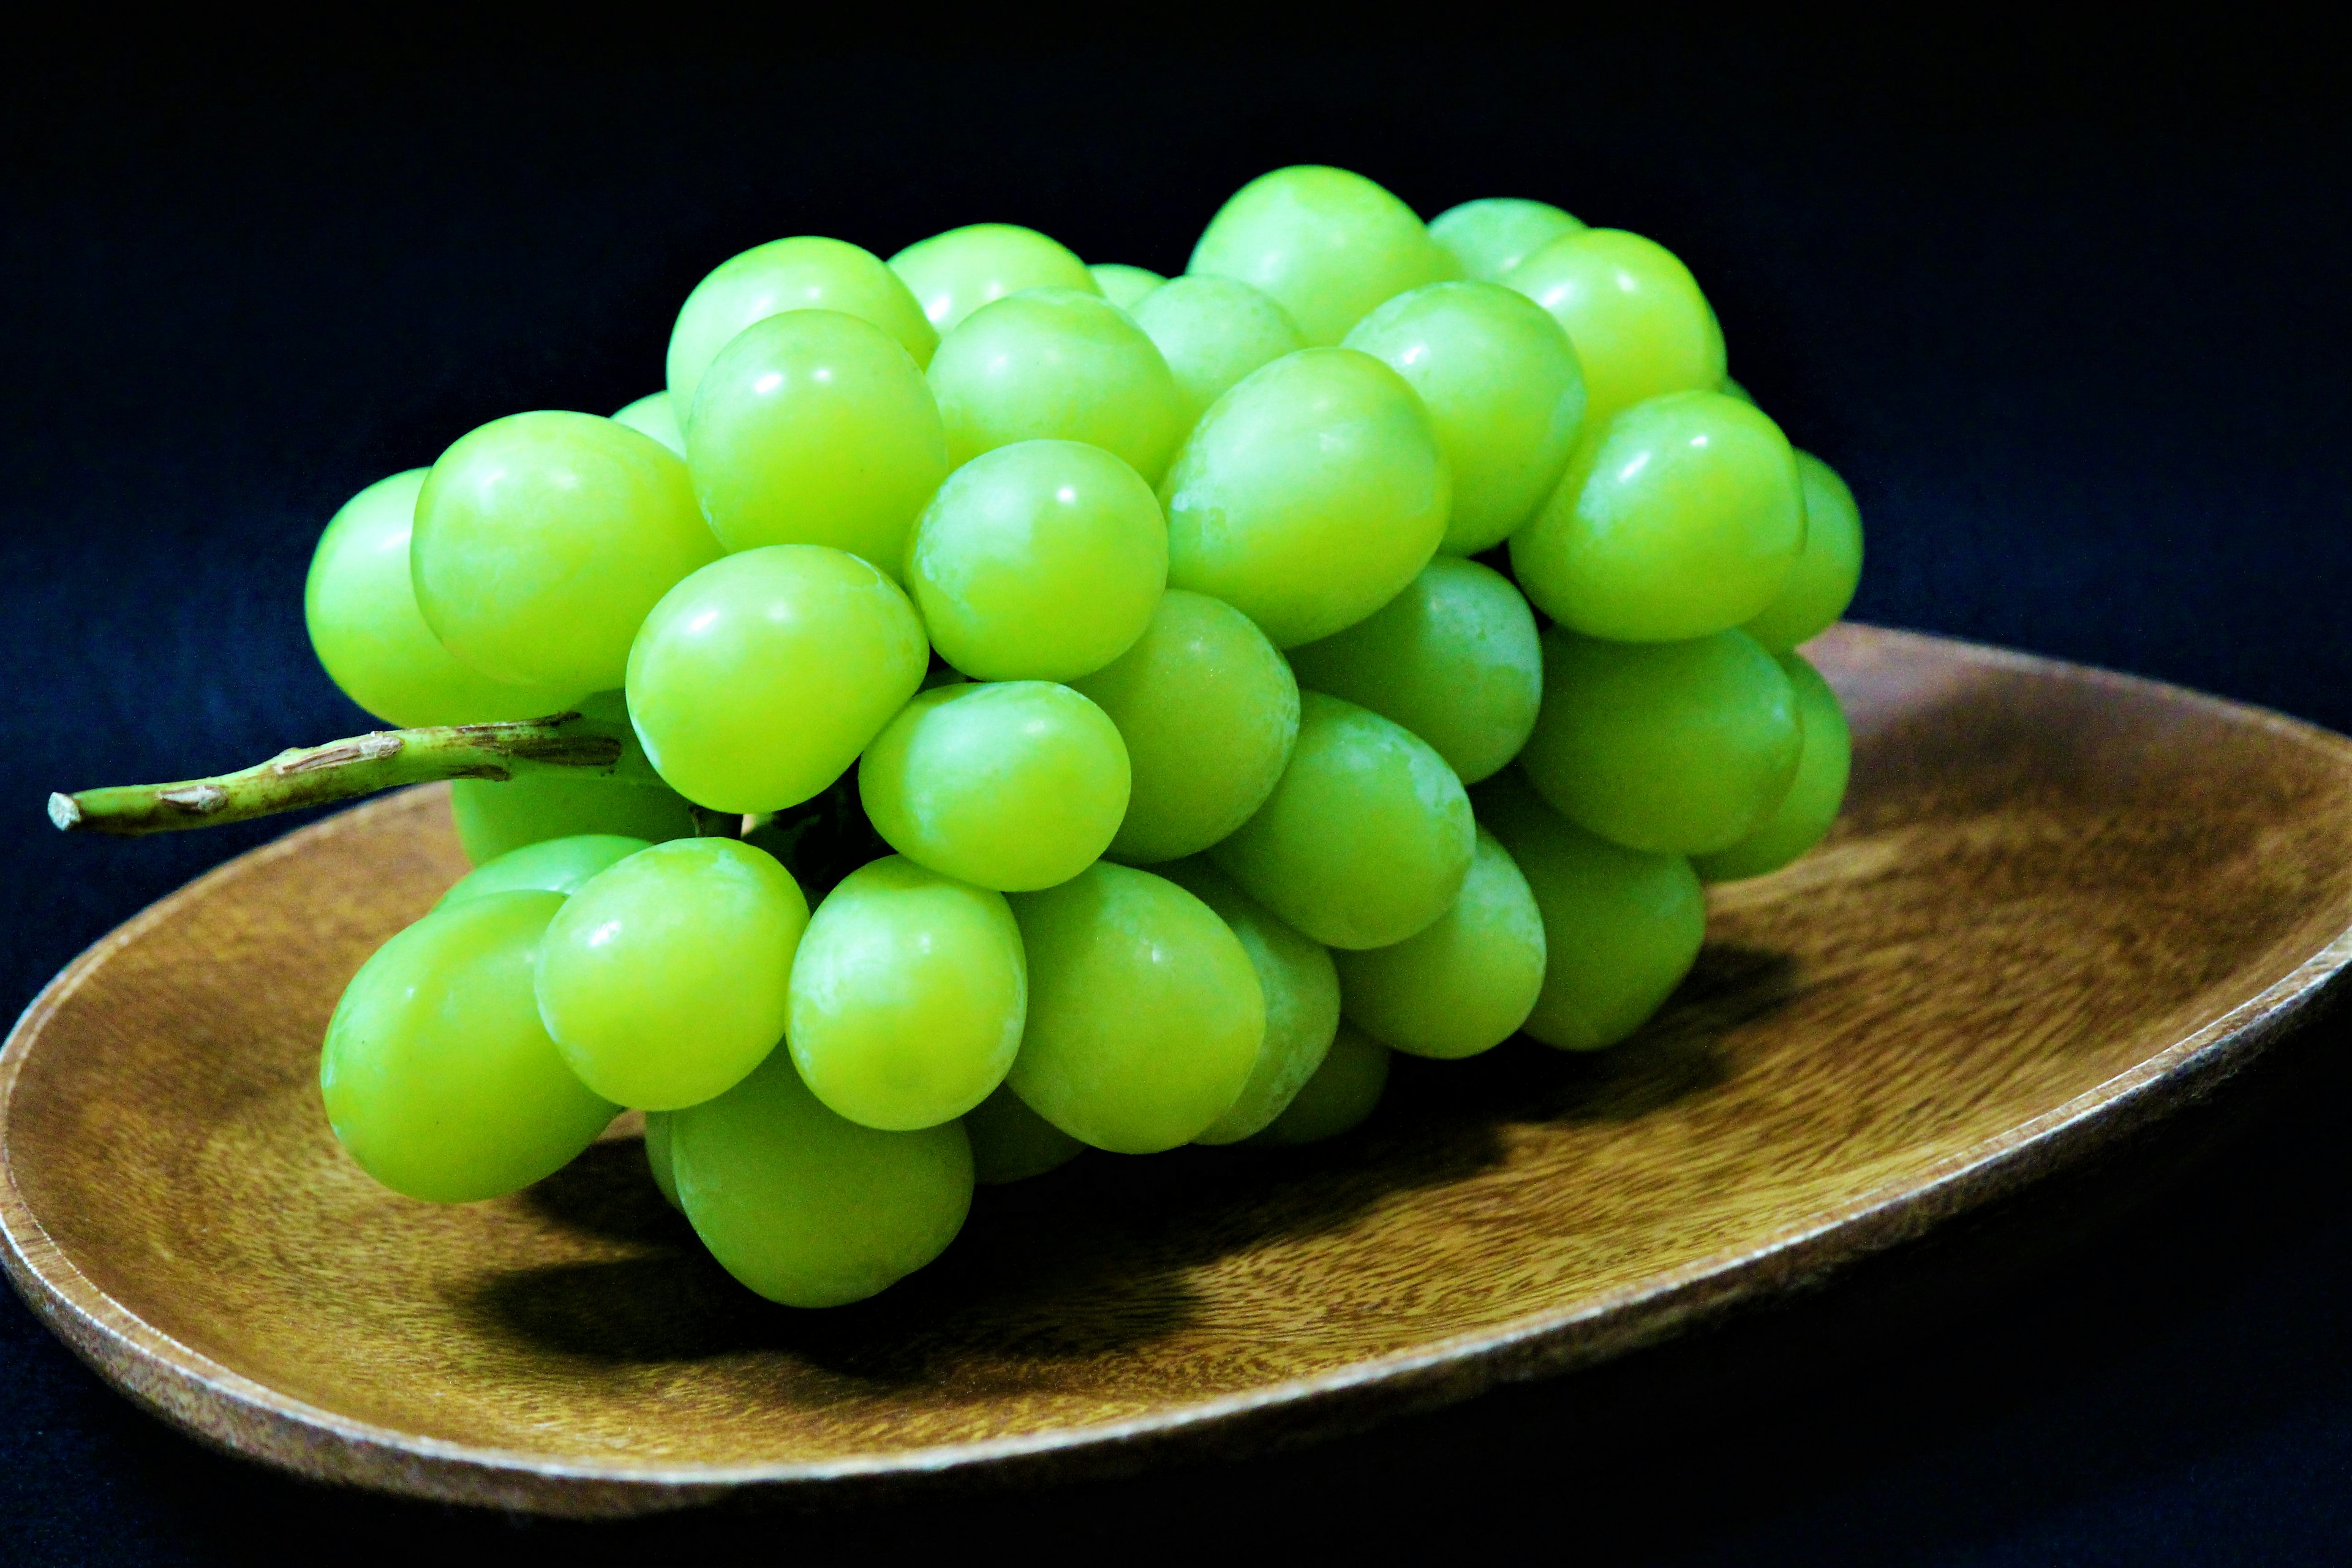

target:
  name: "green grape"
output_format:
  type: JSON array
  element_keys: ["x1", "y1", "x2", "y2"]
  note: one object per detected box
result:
[
  {"x1": 1005, "y1": 862, "x2": 1264, "y2": 1153},
  {"x1": 927, "y1": 288, "x2": 1185, "y2": 484},
  {"x1": 436, "y1": 833, "x2": 649, "y2": 908},
  {"x1": 1694, "y1": 652, "x2": 1852, "y2": 881},
  {"x1": 1159, "y1": 858, "x2": 1340, "y2": 1145},
  {"x1": 1520, "y1": 627, "x2": 1800, "y2": 856},
  {"x1": 858, "y1": 681, "x2": 1129, "y2": 892},
  {"x1": 1476, "y1": 771, "x2": 1705, "y2": 1050},
  {"x1": 1332, "y1": 826, "x2": 1545, "y2": 1060},
  {"x1": 1427, "y1": 198, "x2": 1585, "y2": 282},
  {"x1": 1742, "y1": 451, "x2": 1864, "y2": 653},
  {"x1": 1719, "y1": 375, "x2": 1755, "y2": 405},
  {"x1": 686, "y1": 309, "x2": 949, "y2": 574},
  {"x1": 1090, "y1": 263, "x2": 1165, "y2": 308},
  {"x1": 413, "y1": 412, "x2": 722, "y2": 692},
  {"x1": 1249, "y1": 1022, "x2": 1390, "y2": 1147},
  {"x1": 964, "y1": 1081, "x2": 1085, "y2": 1184},
  {"x1": 1284, "y1": 555, "x2": 1540, "y2": 786},
  {"x1": 889, "y1": 222, "x2": 1099, "y2": 335},
  {"x1": 320, "y1": 891, "x2": 618, "y2": 1203},
  {"x1": 304, "y1": 470, "x2": 587, "y2": 728},
  {"x1": 610, "y1": 392, "x2": 685, "y2": 456},
  {"x1": 1072, "y1": 589, "x2": 1300, "y2": 864},
  {"x1": 1211, "y1": 692, "x2": 1474, "y2": 950},
  {"x1": 535, "y1": 837, "x2": 810, "y2": 1110},
  {"x1": 1160, "y1": 348, "x2": 1449, "y2": 648},
  {"x1": 904, "y1": 439, "x2": 1168, "y2": 682},
  {"x1": 1512, "y1": 390, "x2": 1806, "y2": 643},
  {"x1": 1507, "y1": 228, "x2": 1726, "y2": 426},
  {"x1": 786, "y1": 856, "x2": 1027, "y2": 1131},
  {"x1": 668, "y1": 236, "x2": 938, "y2": 424},
  {"x1": 1127, "y1": 274, "x2": 1308, "y2": 429},
  {"x1": 671, "y1": 1049, "x2": 972, "y2": 1308},
  {"x1": 448, "y1": 688, "x2": 700, "y2": 862},
  {"x1": 1188, "y1": 165, "x2": 1457, "y2": 347},
  {"x1": 628, "y1": 545, "x2": 929, "y2": 813},
  {"x1": 644, "y1": 1109, "x2": 682, "y2": 1212},
  {"x1": 1343, "y1": 281, "x2": 1586, "y2": 554}
]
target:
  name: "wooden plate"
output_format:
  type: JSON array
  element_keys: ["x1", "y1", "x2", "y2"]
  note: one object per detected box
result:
[{"x1": 7, "y1": 624, "x2": 2352, "y2": 1518}]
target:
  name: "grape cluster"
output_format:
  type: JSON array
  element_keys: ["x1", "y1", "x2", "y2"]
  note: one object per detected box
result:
[{"x1": 306, "y1": 168, "x2": 1863, "y2": 1308}]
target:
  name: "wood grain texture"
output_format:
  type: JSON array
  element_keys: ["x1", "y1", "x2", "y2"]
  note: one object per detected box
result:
[{"x1": 7, "y1": 624, "x2": 2352, "y2": 1517}]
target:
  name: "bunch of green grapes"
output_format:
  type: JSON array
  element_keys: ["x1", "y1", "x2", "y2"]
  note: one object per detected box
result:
[{"x1": 304, "y1": 169, "x2": 1863, "y2": 1309}]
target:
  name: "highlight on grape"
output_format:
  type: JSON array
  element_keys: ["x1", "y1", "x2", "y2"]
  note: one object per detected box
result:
[{"x1": 51, "y1": 165, "x2": 1863, "y2": 1310}]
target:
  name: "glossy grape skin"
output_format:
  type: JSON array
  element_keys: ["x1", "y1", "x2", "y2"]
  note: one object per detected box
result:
[
  {"x1": 1160, "y1": 859, "x2": 1341, "y2": 1144},
  {"x1": 437, "y1": 834, "x2": 649, "y2": 908},
  {"x1": 671, "y1": 1049, "x2": 973, "y2": 1308},
  {"x1": 1333, "y1": 826, "x2": 1545, "y2": 1060},
  {"x1": 964, "y1": 1082, "x2": 1085, "y2": 1183},
  {"x1": 1089, "y1": 263, "x2": 1164, "y2": 308},
  {"x1": 1072, "y1": 589, "x2": 1300, "y2": 864},
  {"x1": 1427, "y1": 198, "x2": 1585, "y2": 282},
  {"x1": 1343, "y1": 282, "x2": 1586, "y2": 553},
  {"x1": 1006, "y1": 862, "x2": 1264, "y2": 1153},
  {"x1": 1521, "y1": 627, "x2": 1801, "y2": 856},
  {"x1": 610, "y1": 393, "x2": 685, "y2": 456},
  {"x1": 889, "y1": 223, "x2": 1099, "y2": 335},
  {"x1": 786, "y1": 856, "x2": 1027, "y2": 1131},
  {"x1": 412, "y1": 412, "x2": 720, "y2": 692},
  {"x1": 1249, "y1": 1022, "x2": 1390, "y2": 1147},
  {"x1": 1188, "y1": 165, "x2": 1457, "y2": 347},
  {"x1": 307, "y1": 470, "x2": 589, "y2": 728},
  {"x1": 1128, "y1": 275, "x2": 1308, "y2": 429},
  {"x1": 859, "y1": 681, "x2": 1129, "y2": 892},
  {"x1": 535, "y1": 837, "x2": 809, "y2": 1110},
  {"x1": 927, "y1": 288, "x2": 1185, "y2": 485},
  {"x1": 1507, "y1": 229, "x2": 1727, "y2": 427},
  {"x1": 687, "y1": 309, "x2": 949, "y2": 574},
  {"x1": 905, "y1": 439, "x2": 1168, "y2": 682},
  {"x1": 1743, "y1": 451, "x2": 1864, "y2": 654},
  {"x1": 644, "y1": 1109, "x2": 682, "y2": 1212},
  {"x1": 1212, "y1": 692, "x2": 1475, "y2": 950},
  {"x1": 627, "y1": 545, "x2": 929, "y2": 813},
  {"x1": 1694, "y1": 652, "x2": 1852, "y2": 881},
  {"x1": 1513, "y1": 390, "x2": 1804, "y2": 644},
  {"x1": 1284, "y1": 556, "x2": 1541, "y2": 785},
  {"x1": 1160, "y1": 348, "x2": 1449, "y2": 648},
  {"x1": 320, "y1": 892, "x2": 618, "y2": 1203}
]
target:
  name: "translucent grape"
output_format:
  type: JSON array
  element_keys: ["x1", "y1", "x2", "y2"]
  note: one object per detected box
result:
[
  {"x1": 609, "y1": 393, "x2": 684, "y2": 456},
  {"x1": 963, "y1": 1082, "x2": 1085, "y2": 1185},
  {"x1": 1089, "y1": 263, "x2": 1164, "y2": 308},
  {"x1": 447, "y1": 693, "x2": 697, "y2": 864},
  {"x1": 904, "y1": 439, "x2": 1168, "y2": 682},
  {"x1": 1072, "y1": 589, "x2": 1300, "y2": 864},
  {"x1": 1284, "y1": 555, "x2": 1541, "y2": 785},
  {"x1": 627, "y1": 545, "x2": 929, "y2": 813},
  {"x1": 1160, "y1": 347, "x2": 1449, "y2": 647},
  {"x1": 671, "y1": 1049, "x2": 972, "y2": 1308},
  {"x1": 319, "y1": 891, "x2": 618, "y2": 1203},
  {"x1": 1743, "y1": 450, "x2": 1864, "y2": 654},
  {"x1": 1006, "y1": 862, "x2": 1264, "y2": 1153},
  {"x1": 1427, "y1": 198, "x2": 1585, "y2": 282},
  {"x1": 669, "y1": 236, "x2": 938, "y2": 424},
  {"x1": 927, "y1": 288, "x2": 1185, "y2": 485},
  {"x1": 1127, "y1": 274, "x2": 1308, "y2": 429},
  {"x1": 858, "y1": 681, "x2": 1129, "y2": 892},
  {"x1": 644, "y1": 1109, "x2": 682, "y2": 1212},
  {"x1": 1507, "y1": 228, "x2": 1726, "y2": 426},
  {"x1": 436, "y1": 834, "x2": 649, "y2": 908},
  {"x1": 1332, "y1": 826, "x2": 1545, "y2": 1060},
  {"x1": 1249, "y1": 1022, "x2": 1390, "y2": 1147},
  {"x1": 1188, "y1": 165, "x2": 1457, "y2": 347},
  {"x1": 535, "y1": 837, "x2": 810, "y2": 1109},
  {"x1": 1720, "y1": 375, "x2": 1755, "y2": 405},
  {"x1": 1694, "y1": 652, "x2": 1852, "y2": 881},
  {"x1": 889, "y1": 223, "x2": 1098, "y2": 335},
  {"x1": 786, "y1": 856, "x2": 1027, "y2": 1131},
  {"x1": 1211, "y1": 692, "x2": 1474, "y2": 949}
]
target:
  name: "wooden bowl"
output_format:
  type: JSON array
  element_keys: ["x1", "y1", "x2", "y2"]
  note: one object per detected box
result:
[{"x1": 6, "y1": 624, "x2": 2352, "y2": 1518}]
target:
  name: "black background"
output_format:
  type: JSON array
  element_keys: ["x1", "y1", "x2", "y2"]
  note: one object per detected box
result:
[{"x1": 6, "y1": 23, "x2": 2352, "y2": 1565}]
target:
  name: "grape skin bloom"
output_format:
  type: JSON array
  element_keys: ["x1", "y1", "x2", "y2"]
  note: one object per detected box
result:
[
  {"x1": 889, "y1": 222, "x2": 1100, "y2": 335},
  {"x1": 1189, "y1": 165, "x2": 1458, "y2": 347},
  {"x1": 1507, "y1": 228, "x2": 1727, "y2": 428},
  {"x1": 1128, "y1": 274, "x2": 1308, "y2": 431},
  {"x1": 1427, "y1": 197, "x2": 1585, "y2": 282}
]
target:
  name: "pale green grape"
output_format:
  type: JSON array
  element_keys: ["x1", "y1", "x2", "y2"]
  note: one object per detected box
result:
[
  {"x1": 1089, "y1": 263, "x2": 1165, "y2": 308},
  {"x1": 1694, "y1": 652, "x2": 1852, "y2": 881},
  {"x1": 927, "y1": 287, "x2": 1185, "y2": 484},
  {"x1": 1507, "y1": 228, "x2": 1726, "y2": 426},
  {"x1": 1159, "y1": 858, "x2": 1340, "y2": 1145},
  {"x1": 963, "y1": 1082, "x2": 1085, "y2": 1184},
  {"x1": 627, "y1": 545, "x2": 929, "y2": 813},
  {"x1": 1249, "y1": 1022, "x2": 1389, "y2": 1147},
  {"x1": 1006, "y1": 862, "x2": 1264, "y2": 1153},
  {"x1": 1161, "y1": 348, "x2": 1449, "y2": 647},
  {"x1": 669, "y1": 236, "x2": 938, "y2": 424},
  {"x1": 904, "y1": 439, "x2": 1168, "y2": 682},
  {"x1": 1211, "y1": 692, "x2": 1474, "y2": 949},
  {"x1": 437, "y1": 834, "x2": 649, "y2": 908},
  {"x1": 889, "y1": 223, "x2": 1099, "y2": 334},
  {"x1": 1284, "y1": 555, "x2": 1540, "y2": 785},
  {"x1": 1072, "y1": 589, "x2": 1300, "y2": 864},
  {"x1": 1188, "y1": 165, "x2": 1457, "y2": 347},
  {"x1": 413, "y1": 412, "x2": 720, "y2": 692},
  {"x1": 320, "y1": 891, "x2": 617, "y2": 1203},
  {"x1": 687, "y1": 309, "x2": 949, "y2": 574},
  {"x1": 786, "y1": 856, "x2": 1026, "y2": 1131},
  {"x1": 450, "y1": 777, "x2": 696, "y2": 864},
  {"x1": 1343, "y1": 281, "x2": 1586, "y2": 552},
  {"x1": 644, "y1": 1109, "x2": 682, "y2": 1212},
  {"x1": 1332, "y1": 826, "x2": 1545, "y2": 1060},
  {"x1": 1476, "y1": 771, "x2": 1705, "y2": 1050},
  {"x1": 1427, "y1": 198, "x2": 1585, "y2": 282},
  {"x1": 535, "y1": 837, "x2": 809, "y2": 1109},
  {"x1": 305, "y1": 470, "x2": 587, "y2": 727},
  {"x1": 1127, "y1": 274, "x2": 1308, "y2": 429},
  {"x1": 1720, "y1": 375, "x2": 1755, "y2": 405},
  {"x1": 1743, "y1": 451, "x2": 1864, "y2": 653},
  {"x1": 671, "y1": 1049, "x2": 972, "y2": 1307},
  {"x1": 858, "y1": 681, "x2": 1129, "y2": 892},
  {"x1": 610, "y1": 393, "x2": 685, "y2": 456}
]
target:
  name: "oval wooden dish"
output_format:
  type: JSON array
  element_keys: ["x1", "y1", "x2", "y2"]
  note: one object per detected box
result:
[{"x1": 7, "y1": 624, "x2": 2352, "y2": 1517}]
